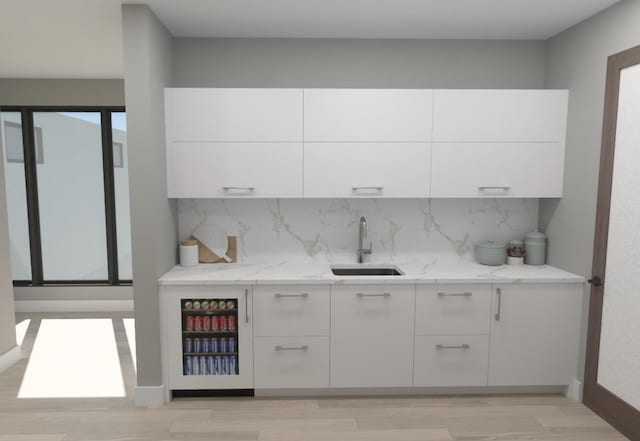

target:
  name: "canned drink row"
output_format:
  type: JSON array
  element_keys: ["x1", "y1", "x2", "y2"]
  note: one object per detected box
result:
[
  {"x1": 184, "y1": 355, "x2": 238, "y2": 375},
  {"x1": 184, "y1": 300, "x2": 236, "y2": 311},
  {"x1": 185, "y1": 314, "x2": 237, "y2": 332},
  {"x1": 184, "y1": 337, "x2": 237, "y2": 354}
]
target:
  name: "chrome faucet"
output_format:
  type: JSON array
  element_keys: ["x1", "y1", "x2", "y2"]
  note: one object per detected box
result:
[{"x1": 357, "y1": 216, "x2": 372, "y2": 263}]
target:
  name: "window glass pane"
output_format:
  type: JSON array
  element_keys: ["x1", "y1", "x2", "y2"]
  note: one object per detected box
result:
[
  {"x1": 34, "y1": 112, "x2": 108, "y2": 280},
  {"x1": 1, "y1": 112, "x2": 32, "y2": 280},
  {"x1": 112, "y1": 112, "x2": 132, "y2": 280}
]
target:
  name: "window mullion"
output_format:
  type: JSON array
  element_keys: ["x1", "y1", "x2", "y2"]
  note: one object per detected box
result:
[{"x1": 101, "y1": 110, "x2": 119, "y2": 285}]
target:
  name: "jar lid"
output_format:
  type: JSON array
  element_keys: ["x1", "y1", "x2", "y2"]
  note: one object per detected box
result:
[
  {"x1": 508, "y1": 239, "x2": 524, "y2": 247},
  {"x1": 180, "y1": 239, "x2": 198, "y2": 247},
  {"x1": 476, "y1": 240, "x2": 506, "y2": 249},
  {"x1": 525, "y1": 231, "x2": 546, "y2": 242}
]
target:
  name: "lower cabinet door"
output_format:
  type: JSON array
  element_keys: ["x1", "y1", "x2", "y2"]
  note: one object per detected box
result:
[
  {"x1": 414, "y1": 335, "x2": 489, "y2": 387},
  {"x1": 330, "y1": 285, "x2": 415, "y2": 387},
  {"x1": 254, "y1": 337, "x2": 329, "y2": 389}
]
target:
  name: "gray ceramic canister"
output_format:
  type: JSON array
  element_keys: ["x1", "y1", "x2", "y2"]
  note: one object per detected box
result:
[
  {"x1": 475, "y1": 241, "x2": 507, "y2": 266},
  {"x1": 524, "y1": 230, "x2": 546, "y2": 265}
]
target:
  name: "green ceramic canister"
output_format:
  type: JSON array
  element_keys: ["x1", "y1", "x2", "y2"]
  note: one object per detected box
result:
[
  {"x1": 524, "y1": 230, "x2": 546, "y2": 265},
  {"x1": 475, "y1": 241, "x2": 507, "y2": 266}
]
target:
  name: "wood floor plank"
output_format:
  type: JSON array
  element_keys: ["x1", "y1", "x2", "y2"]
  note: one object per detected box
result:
[{"x1": 259, "y1": 428, "x2": 452, "y2": 441}]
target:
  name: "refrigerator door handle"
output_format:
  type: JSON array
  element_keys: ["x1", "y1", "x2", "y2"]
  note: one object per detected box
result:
[{"x1": 245, "y1": 288, "x2": 249, "y2": 323}]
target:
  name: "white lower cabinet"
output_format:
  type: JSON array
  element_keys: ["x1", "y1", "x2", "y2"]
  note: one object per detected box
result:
[
  {"x1": 488, "y1": 284, "x2": 582, "y2": 386},
  {"x1": 330, "y1": 285, "x2": 415, "y2": 388},
  {"x1": 254, "y1": 337, "x2": 330, "y2": 389},
  {"x1": 414, "y1": 335, "x2": 489, "y2": 387}
]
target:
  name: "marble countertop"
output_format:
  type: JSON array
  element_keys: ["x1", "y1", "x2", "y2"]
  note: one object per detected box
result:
[{"x1": 158, "y1": 258, "x2": 585, "y2": 286}]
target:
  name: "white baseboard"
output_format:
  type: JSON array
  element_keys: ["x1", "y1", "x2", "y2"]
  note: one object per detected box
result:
[
  {"x1": 15, "y1": 300, "x2": 134, "y2": 313},
  {"x1": 0, "y1": 346, "x2": 21, "y2": 374},
  {"x1": 135, "y1": 385, "x2": 166, "y2": 407},
  {"x1": 565, "y1": 378, "x2": 583, "y2": 402}
]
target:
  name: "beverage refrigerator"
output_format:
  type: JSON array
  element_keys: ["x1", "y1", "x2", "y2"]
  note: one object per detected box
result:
[{"x1": 162, "y1": 286, "x2": 253, "y2": 391}]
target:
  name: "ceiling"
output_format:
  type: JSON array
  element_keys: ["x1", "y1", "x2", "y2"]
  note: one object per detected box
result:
[{"x1": 0, "y1": 0, "x2": 623, "y2": 79}]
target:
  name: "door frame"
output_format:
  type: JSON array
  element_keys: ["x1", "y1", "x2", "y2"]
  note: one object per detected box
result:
[{"x1": 584, "y1": 43, "x2": 640, "y2": 441}]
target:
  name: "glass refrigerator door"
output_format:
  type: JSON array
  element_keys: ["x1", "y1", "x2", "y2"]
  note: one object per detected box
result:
[{"x1": 166, "y1": 287, "x2": 253, "y2": 390}]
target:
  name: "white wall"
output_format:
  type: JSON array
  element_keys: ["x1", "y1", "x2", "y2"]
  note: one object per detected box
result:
[{"x1": 542, "y1": 0, "x2": 640, "y2": 381}]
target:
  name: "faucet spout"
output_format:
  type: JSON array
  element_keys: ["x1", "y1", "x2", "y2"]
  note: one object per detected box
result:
[{"x1": 357, "y1": 216, "x2": 372, "y2": 263}]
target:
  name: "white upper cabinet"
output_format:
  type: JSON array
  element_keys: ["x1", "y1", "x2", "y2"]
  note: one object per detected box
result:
[
  {"x1": 303, "y1": 89, "x2": 433, "y2": 141},
  {"x1": 432, "y1": 90, "x2": 568, "y2": 143},
  {"x1": 304, "y1": 142, "x2": 430, "y2": 198},
  {"x1": 166, "y1": 88, "x2": 303, "y2": 142},
  {"x1": 430, "y1": 142, "x2": 564, "y2": 198}
]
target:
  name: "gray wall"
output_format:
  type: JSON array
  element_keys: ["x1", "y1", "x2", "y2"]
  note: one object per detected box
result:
[
  {"x1": 0, "y1": 79, "x2": 124, "y2": 106},
  {"x1": 542, "y1": 0, "x2": 640, "y2": 381},
  {"x1": 122, "y1": 4, "x2": 177, "y2": 390},
  {"x1": 173, "y1": 38, "x2": 546, "y2": 88},
  {"x1": 0, "y1": 117, "x2": 17, "y2": 355}
]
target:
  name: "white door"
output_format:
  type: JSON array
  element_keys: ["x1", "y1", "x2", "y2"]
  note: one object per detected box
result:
[
  {"x1": 164, "y1": 286, "x2": 253, "y2": 390},
  {"x1": 488, "y1": 284, "x2": 581, "y2": 386},
  {"x1": 330, "y1": 285, "x2": 415, "y2": 387},
  {"x1": 432, "y1": 89, "x2": 568, "y2": 143},
  {"x1": 165, "y1": 88, "x2": 303, "y2": 142},
  {"x1": 430, "y1": 143, "x2": 564, "y2": 198},
  {"x1": 304, "y1": 142, "x2": 430, "y2": 198},
  {"x1": 169, "y1": 142, "x2": 303, "y2": 198},
  {"x1": 304, "y1": 89, "x2": 433, "y2": 142}
]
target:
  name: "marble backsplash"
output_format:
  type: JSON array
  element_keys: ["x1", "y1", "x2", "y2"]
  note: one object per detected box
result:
[{"x1": 178, "y1": 199, "x2": 539, "y2": 264}]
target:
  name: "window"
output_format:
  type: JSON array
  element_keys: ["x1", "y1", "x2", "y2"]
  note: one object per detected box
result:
[{"x1": 0, "y1": 107, "x2": 131, "y2": 285}]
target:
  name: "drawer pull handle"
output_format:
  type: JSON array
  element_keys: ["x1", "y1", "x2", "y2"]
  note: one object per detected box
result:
[
  {"x1": 357, "y1": 292, "x2": 391, "y2": 298},
  {"x1": 352, "y1": 186, "x2": 384, "y2": 192},
  {"x1": 223, "y1": 186, "x2": 255, "y2": 194},
  {"x1": 275, "y1": 345, "x2": 309, "y2": 351},
  {"x1": 275, "y1": 293, "x2": 309, "y2": 298},
  {"x1": 436, "y1": 344, "x2": 470, "y2": 350},
  {"x1": 478, "y1": 186, "x2": 511, "y2": 192},
  {"x1": 437, "y1": 292, "x2": 472, "y2": 297}
]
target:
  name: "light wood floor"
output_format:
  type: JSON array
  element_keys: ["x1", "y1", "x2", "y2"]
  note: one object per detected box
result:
[{"x1": 0, "y1": 313, "x2": 627, "y2": 441}]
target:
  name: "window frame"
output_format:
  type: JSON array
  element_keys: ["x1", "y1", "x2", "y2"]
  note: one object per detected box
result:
[{"x1": 1, "y1": 106, "x2": 131, "y2": 287}]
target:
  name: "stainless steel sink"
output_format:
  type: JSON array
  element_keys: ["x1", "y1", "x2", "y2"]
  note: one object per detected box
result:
[{"x1": 330, "y1": 265, "x2": 404, "y2": 276}]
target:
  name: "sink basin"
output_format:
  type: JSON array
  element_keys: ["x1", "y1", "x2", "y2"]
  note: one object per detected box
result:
[{"x1": 330, "y1": 265, "x2": 404, "y2": 276}]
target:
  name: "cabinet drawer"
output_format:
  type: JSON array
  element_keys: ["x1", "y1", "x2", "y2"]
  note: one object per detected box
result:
[
  {"x1": 304, "y1": 142, "x2": 430, "y2": 198},
  {"x1": 331, "y1": 285, "x2": 415, "y2": 387},
  {"x1": 415, "y1": 284, "x2": 491, "y2": 335},
  {"x1": 414, "y1": 335, "x2": 489, "y2": 387},
  {"x1": 254, "y1": 337, "x2": 329, "y2": 389},
  {"x1": 253, "y1": 286, "x2": 330, "y2": 337}
]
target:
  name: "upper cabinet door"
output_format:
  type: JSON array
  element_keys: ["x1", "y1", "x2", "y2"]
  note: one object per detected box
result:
[
  {"x1": 433, "y1": 90, "x2": 568, "y2": 143},
  {"x1": 303, "y1": 89, "x2": 433, "y2": 141},
  {"x1": 166, "y1": 88, "x2": 303, "y2": 142}
]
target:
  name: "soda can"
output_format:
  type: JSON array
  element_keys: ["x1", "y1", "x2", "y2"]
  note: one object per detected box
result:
[
  {"x1": 211, "y1": 338, "x2": 219, "y2": 353},
  {"x1": 201, "y1": 301, "x2": 210, "y2": 310},
  {"x1": 220, "y1": 337, "x2": 227, "y2": 353},
  {"x1": 184, "y1": 338, "x2": 193, "y2": 353},
  {"x1": 193, "y1": 301, "x2": 201, "y2": 310},
  {"x1": 218, "y1": 300, "x2": 227, "y2": 310},
  {"x1": 193, "y1": 338, "x2": 202, "y2": 353},
  {"x1": 184, "y1": 301, "x2": 193, "y2": 310},
  {"x1": 192, "y1": 356, "x2": 200, "y2": 375},
  {"x1": 194, "y1": 316, "x2": 203, "y2": 331},
  {"x1": 186, "y1": 316, "x2": 194, "y2": 331},
  {"x1": 214, "y1": 356, "x2": 223, "y2": 375},
  {"x1": 228, "y1": 315, "x2": 236, "y2": 331},
  {"x1": 229, "y1": 355, "x2": 238, "y2": 375},
  {"x1": 219, "y1": 315, "x2": 228, "y2": 331},
  {"x1": 202, "y1": 338, "x2": 210, "y2": 353},
  {"x1": 226, "y1": 300, "x2": 235, "y2": 310},
  {"x1": 199, "y1": 356, "x2": 207, "y2": 375},
  {"x1": 185, "y1": 356, "x2": 193, "y2": 375},
  {"x1": 221, "y1": 356, "x2": 229, "y2": 375},
  {"x1": 205, "y1": 355, "x2": 214, "y2": 375},
  {"x1": 209, "y1": 300, "x2": 218, "y2": 310},
  {"x1": 203, "y1": 315, "x2": 211, "y2": 331},
  {"x1": 227, "y1": 337, "x2": 236, "y2": 353},
  {"x1": 211, "y1": 316, "x2": 220, "y2": 331}
]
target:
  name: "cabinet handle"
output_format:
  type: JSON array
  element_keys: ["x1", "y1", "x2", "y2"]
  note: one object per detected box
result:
[
  {"x1": 275, "y1": 345, "x2": 309, "y2": 351},
  {"x1": 223, "y1": 186, "x2": 255, "y2": 193},
  {"x1": 437, "y1": 292, "x2": 472, "y2": 297},
  {"x1": 478, "y1": 186, "x2": 511, "y2": 192},
  {"x1": 357, "y1": 292, "x2": 391, "y2": 298},
  {"x1": 352, "y1": 186, "x2": 384, "y2": 193},
  {"x1": 436, "y1": 344, "x2": 470, "y2": 350},
  {"x1": 245, "y1": 289, "x2": 249, "y2": 323},
  {"x1": 495, "y1": 287, "x2": 502, "y2": 321},
  {"x1": 275, "y1": 293, "x2": 309, "y2": 298}
]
